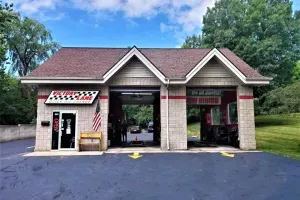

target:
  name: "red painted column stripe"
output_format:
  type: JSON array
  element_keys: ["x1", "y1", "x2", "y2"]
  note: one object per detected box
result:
[
  {"x1": 161, "y1": 95, "x2": 186, "y2": 100},
  {"x1": 239, "y1": 95, "x2": 253, "y2": 99},
  {"x1": 38, "y1": 95, "x2": 48, "y2": 99},
  {"x1": 99, "y1": 95, "x2": 109, "y2": 99}
]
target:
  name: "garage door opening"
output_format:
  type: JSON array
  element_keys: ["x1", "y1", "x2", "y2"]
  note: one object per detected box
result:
[
  {"x1": 186, "y1": 88, "x2": 239, "y2": 148},
  {"x1": 108, "y1": 87, "x2": 160, "y2": 148}
]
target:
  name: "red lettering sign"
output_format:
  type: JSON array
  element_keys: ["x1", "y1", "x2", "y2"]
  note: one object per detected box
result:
[
  {"x1": 53, "y1": 118, "x2": 59, "y2": 132},
  {"x1": 187, "y1": 96, "x2": 221, "y2": 105},
  {"x1": 46, "y1": 90, "x2": 99, "y2": 104}
]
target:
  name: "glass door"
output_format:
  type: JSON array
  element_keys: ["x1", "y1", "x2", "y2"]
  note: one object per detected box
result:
[{"x1": 59, "y1": 111, "x2": 77, "y2": 150}]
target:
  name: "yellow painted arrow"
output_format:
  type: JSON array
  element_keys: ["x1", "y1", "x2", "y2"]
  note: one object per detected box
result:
[
  {"x1": 128, "y1": 152, "x2": 143, "y2": 159},
  {"x1": 221, "y1": 151, "x2": 235, "y2": 158}
]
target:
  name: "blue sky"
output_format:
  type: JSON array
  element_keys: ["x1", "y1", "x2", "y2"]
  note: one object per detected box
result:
[{"x1": 9, "y1": 0, "x2": 300, "y2": 48}]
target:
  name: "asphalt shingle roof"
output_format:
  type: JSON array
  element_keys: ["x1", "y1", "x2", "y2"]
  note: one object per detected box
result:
[{"x1": 28, "y1": 47, "x2": 264, "y2": 79}]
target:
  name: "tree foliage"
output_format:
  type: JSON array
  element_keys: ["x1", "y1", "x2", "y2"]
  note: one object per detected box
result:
[
  {"x1": 181, "y1": 35, "x2": 203, "y2": 48},
  {"x1": 257, "y1": 82, "x2": 300, "y2": 114},
  {"x1": 292, "y1": 61, "x2": 300, "y2": 82},
  {"x1": 122, "y1": 105, "x2": 153, "y2": 126},
  {"x1": 0, "y1": 67, "x2": 36, "y2": 125},
  {"x1": 0, "y1": 1, "x2": 17, "y2": 66},
  {"x1": 187, "y1": 107, "x2": 200, "y2": 124},
  {"x1": 201, "y1": 0, "x2": 300, "y2": 87},
  {"x1": 6, "y1": 17, "x2": 60, "y2": 76}
]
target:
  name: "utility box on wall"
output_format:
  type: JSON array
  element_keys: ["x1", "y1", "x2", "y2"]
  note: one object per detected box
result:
[{"x1": 41, "y1": 121, "x2": 50, "y2": 126}]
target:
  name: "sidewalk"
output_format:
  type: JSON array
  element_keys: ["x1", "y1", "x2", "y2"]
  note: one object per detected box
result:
[
  {"x1": 24, "y1": 151, "x2": 104, "y2": 157},
  {"x1": 23, "y1": 146, "x2": 260, "y2": 156},
  {"x1": 105, "y1": 146, "x2": 260, "y2": 154}
]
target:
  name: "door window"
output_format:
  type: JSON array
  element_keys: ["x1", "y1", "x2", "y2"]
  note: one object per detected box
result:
[
  {"x1": 60, "y1": 113, "x2": 76, "y2": 149},
  {"x1": 211, "y1": 107, "x2": 221, "y2": 125},
  {"x1": 228, "y1": 102, "x2": 238, "y2": 124}
]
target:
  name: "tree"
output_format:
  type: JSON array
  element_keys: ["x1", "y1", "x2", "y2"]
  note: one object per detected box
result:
[
  {"x1": 0, "y1": 1, "x2": 17, "y2": 66},
  {"x1": 6, "y1": 17, "x2": 60, "y2": 76},
  {"x1": 0, "y1": 67, "x2": 36, "y2": 124},
  {"x1": 292, "y1": 61, "x2": 300, "y2": 82},
  {"x1": 181, "y1": 35, "x2": 203, "y2": 48},
  {"x1": 122, "y1": 105, "x2": 153, "y2": 126},
  {"x1": 201, "y1": 0, "x2": 300, "y2": 87},
  {"x1": 257, "y1": 82, "x2": 300, "y2": 114},
  {"x1": 187, "y1": 107, "x2": 200, "y2": 124}
]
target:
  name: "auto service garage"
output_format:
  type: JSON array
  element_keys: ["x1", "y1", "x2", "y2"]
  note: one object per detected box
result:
[{"x1": 20, "y1": 46, "x2": 271, "y2": 151}]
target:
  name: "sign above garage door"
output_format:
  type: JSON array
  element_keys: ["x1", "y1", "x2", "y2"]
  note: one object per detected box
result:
[
  {"x1": 187, "y1": 96, "x2": 221, "y2": 105},
  {"x1": 186, "y1": 89, "x2": 224, "y2": 105},
  {"x1": 187, "y1": 90, "x2": 223, "y2": 97},
  {"x1": 45, "y1": 91, "x2": 99, "y2": 104}
]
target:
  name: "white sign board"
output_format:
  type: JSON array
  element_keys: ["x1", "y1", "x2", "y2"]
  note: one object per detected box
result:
[{"x1": 45, "y1": 91, "x2": 99, "y2": 104}]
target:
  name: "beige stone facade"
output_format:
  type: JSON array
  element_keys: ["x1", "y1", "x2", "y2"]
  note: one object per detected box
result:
[
  {"x1": 35, "y1": 85, "x2": 109, "y2": 151},
  {"x1": 160, "y1": 85, "x2": 187, "y2": 150},
  {"x1": 236, "y1": 86, "x2": 256, "y2": 150},
  {"x1": 34, "y1": 59, "x2": 257, "y2": 151}
]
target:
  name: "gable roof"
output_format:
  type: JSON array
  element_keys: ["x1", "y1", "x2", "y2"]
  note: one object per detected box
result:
[{"x1": 22, "y1": 46, "x2": 271, "y2": 85}]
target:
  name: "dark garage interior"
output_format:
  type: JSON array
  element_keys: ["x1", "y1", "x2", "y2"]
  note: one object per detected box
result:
[
  {"x1": 186, "y1": 88, "x2": 239, "y2": 148},
  {"x1": 108, "y1": 87, "x2": 161, "y2": 148}
]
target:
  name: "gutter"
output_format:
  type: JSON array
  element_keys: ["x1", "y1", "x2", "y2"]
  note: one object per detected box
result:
[
  {"x1": 20, "y1": 77, "x2": 105, "y2": 84},
  {"x1": 166, "y1": 79, "x2": 170, "y2": 150},
  {"x1": 20, "y1": 75, "x2": 272, "y2": 86},
  {"x1": 245, "y1": 77, "x2": 273, "y2": 81},
  {"x1": 20, "y1": 76, "x2": 103, "y2": 80}
]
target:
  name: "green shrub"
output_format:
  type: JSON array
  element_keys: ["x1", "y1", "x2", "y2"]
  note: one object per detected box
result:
[{"x1": 258, "y1": 82, "x2": 300, "y2": 115}]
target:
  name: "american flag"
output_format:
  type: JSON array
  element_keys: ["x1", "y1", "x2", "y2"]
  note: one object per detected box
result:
[{"x1": 92, "y1": 99, "x2": 101, "y2": 131}]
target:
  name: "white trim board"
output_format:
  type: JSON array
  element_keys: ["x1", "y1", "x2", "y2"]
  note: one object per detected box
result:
[
  {"x1": 185, "y1": 48, "x2": 247, "y2": 84},
  {"x1": 102, "y1": 47, "x2": 167, "y2": 84}
]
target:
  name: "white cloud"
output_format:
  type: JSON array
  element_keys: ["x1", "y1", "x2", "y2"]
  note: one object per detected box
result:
[
  {"x1": 9, "y1": 0, "x2": 60, "y2": 14},
  {"x1": 9, "y1": 0, "x2": 65, "y2": 22},
  {"x1": 70, "y1": 0, "x2": 216, "y2": 40},
  {"x1": 10, "y1": 0, "x2": 216, "y2": 41},
  {"x1": 39, "y1": 12, "x2": 65, "y2": 21},
  {"x1": 122, "y1": 0, "x2": 163, "y2": 18},
  {"x1": 126, "y1": 18, "x2": 139, "y2": 27},
  {"x1": 72, "y1": 0, "x2": 122, "y2": 12},
  {"x1": 160, "y1": 23, "x2": 177, "y2": 33}
]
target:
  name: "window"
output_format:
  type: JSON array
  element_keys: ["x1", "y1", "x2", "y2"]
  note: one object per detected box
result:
[
  {"x1": 211, "y1": 107, "x2": 221, "y2": 125},
  {"x1": 228, "y1": 102, "x2": 238, "y2": 124}
]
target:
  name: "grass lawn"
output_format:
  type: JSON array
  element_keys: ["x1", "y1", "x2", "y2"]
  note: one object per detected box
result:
[
  {"x1": 187, "y1": 123, "x2": 200, "y2": 138},
  {"x1": 187, "y1": 113, "x2": 300, "y2": 159},
  {"x1": 256, "y1": 113, "x2": 300, "y2": 160}
]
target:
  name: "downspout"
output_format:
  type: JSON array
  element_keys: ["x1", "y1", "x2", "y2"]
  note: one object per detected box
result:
[{"x1": 166, "y1": 79, "x2": 170, "y2": 150}]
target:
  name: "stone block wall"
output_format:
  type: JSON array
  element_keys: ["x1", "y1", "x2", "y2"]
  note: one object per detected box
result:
[
  {"x1": 161, "y1": 85, "x2": 187, "y2": 150},
  {"x1": 108, "y1": 77, "x2": 161, "y2": 86},
  {"x1": 35, "y1": 85, "x2": 109, "y2": 151},
  {"x1": 160, "y1": 85, "x2": 167, "y2": 150},
  {"x1": 0, "y1": 124, "x2": 36, "y2": 142},
  {"x1": 187, "y1": 77, "x2": 239, "y2": 86},
  {"x1": 237, "y1": 85, "x2": 256, "y2": 150}
]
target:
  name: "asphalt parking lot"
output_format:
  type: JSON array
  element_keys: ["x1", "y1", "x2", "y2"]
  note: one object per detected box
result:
[{"x1": 1, "y1": 139, "x2": 300, "y2": 200}]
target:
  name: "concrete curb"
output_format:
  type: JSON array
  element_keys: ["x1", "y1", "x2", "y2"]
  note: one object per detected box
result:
[
  {"x1": 105, "y1": 150, "x2": 262, "y2": 154},
  {"x1": 23, "y1": 148, "x2": 261, "y2": 157},
  {"x1": 23, "y1": 151, "x2": 104, "y2": 157}
]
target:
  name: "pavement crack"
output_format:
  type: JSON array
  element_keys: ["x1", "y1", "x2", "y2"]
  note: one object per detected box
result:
[{"x1": 0, "y1": 157, "x2": 31, "y2": 172}]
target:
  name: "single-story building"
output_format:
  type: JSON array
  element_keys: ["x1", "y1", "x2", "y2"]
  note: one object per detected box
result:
[{"x1": 21, "y1": 46, "x2": 271, "y2": 151}]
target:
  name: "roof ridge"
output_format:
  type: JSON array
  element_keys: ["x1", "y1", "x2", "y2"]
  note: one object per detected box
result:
[
  {"x1": 61, "y1": 46, "x2": 213, "y2": 50},
  {"x1": 62, "y1": 47, "x2": 131, "y2": 49}
]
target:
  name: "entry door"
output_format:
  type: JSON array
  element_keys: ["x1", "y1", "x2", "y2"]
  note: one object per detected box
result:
[{"x1": 59, "y1": 112, "x2": 77, "y2": 149}]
